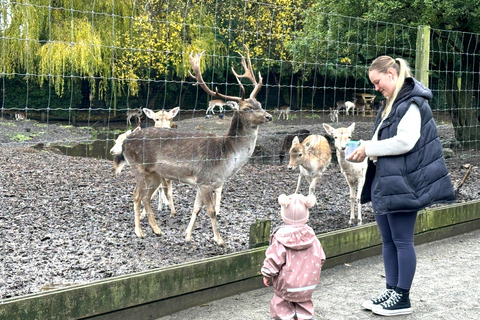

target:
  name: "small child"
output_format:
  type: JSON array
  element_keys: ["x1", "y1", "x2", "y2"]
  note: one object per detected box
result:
[{"x1": 262, "y1": 193, "x2": 326, "y2": 320}]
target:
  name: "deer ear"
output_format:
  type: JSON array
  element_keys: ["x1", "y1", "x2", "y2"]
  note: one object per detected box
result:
[
  {"x1": 292, "y1": 136, "x2": 300, "y2": 146},
  {"x1": 323, "y1": 123, "x2": 333, "y2": 135},
  {"x1": 348, "y1": 122, "x2": 355, "y2": 132},
  {"x1": 143, "y1": 108, "x2": 155, "y2": 119},
  {"x1": 169, "y1": 107, "x2": 180, "y2": 118}
]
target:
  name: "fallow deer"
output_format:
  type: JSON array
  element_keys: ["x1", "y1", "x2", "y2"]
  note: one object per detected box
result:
[
  {"x1": 143, "y1": 107, "x2": 179, "y2": 128},
  {"x1": 115, "y1": 45, "x2": 272, "y2": 245},
  {"x1": 275, "y1": 106, "x2": 290, "y2": 120},
  {"x1": 14, "y1": 112, "x2": 26, "y2": 120},
  {"x1": 323, "y1": 123, "x2": 367, "y2": 225},
  {"x1": 126, "y1": 108, "x2": 142, "y2": 126},
  {"x1": 329, "y1": 108, "x2": 339, "y2": 122},
  {"x1": 287, "y1": 134, "x2": 331, "y2": 198},
  {"x1": 206, "y1": 100, "x2": 226, "y2": 115},
  {"x1": 112, "y1": 107, "x2": 179, "y2": 218},
  {"x1": 278, "y1": 129, "x2": 311, "y2": 165}
]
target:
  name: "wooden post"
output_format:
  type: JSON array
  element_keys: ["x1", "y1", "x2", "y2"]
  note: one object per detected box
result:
[
  {"x1": 249, "y1": 219, "x2": 271, "y2": 248},
  {"x1": 415, "y1": 25, "x2": 431, "y2": 87}
]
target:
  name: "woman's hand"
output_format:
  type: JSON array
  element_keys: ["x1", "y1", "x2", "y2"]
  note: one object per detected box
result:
[{"x1": 347, "y1": 142, "x2": 367, "y2": 162}]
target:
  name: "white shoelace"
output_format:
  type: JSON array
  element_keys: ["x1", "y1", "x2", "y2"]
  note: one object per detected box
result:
[
  {"x1": 381, "y1": 291, "x2": 401, "y2": 308},
  {"x1": 372, "y1": 289, "x2": 393, "y2": 303}
]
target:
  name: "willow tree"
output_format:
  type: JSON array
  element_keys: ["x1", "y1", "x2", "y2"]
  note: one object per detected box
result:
[
  {"x1": 1, "y1": 0, "x2": 134, "y2": 114},
  {"x1": 112, "y1": 0, "x2": 227, "y2": 110}
]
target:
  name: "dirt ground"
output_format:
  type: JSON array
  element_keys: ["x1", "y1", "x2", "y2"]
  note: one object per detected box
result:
[{"x1": 0, "y1": 111, "x2": 478, "y2": 299}]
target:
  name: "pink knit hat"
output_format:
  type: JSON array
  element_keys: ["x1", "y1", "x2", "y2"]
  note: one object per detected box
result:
[{"x1": 278, "y1": 193, "x2": 316, "y2": 225}]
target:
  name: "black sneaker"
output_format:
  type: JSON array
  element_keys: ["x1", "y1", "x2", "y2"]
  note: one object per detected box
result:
[
  {"x1": 361, "y1": 288, "x2": 394, "y2": 310},
  {"x1": 372, "y1": 291, "x2": 412, "y2": 316}
]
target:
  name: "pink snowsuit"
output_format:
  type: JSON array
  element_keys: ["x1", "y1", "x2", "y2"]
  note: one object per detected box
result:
[{"x1": 261, "y1": 224, "x2": 326, "y2": 320}]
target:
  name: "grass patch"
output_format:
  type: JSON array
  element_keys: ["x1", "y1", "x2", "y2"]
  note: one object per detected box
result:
[
  {"x1": 9, "y1": 134, "x2": 32, "y2": 142},
  {"x1": 0, "y1": 121, "x2": 17, "y2": 127}
]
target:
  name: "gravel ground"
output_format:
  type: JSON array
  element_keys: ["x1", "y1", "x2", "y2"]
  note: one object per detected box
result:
[{"x1": 0, "y1": 112, "x2": 478, "y2": 299}]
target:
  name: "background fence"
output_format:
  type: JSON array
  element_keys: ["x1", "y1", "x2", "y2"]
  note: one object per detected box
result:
[{"x1": 1, "y1": 0, "x2": 479, "y2": 302}]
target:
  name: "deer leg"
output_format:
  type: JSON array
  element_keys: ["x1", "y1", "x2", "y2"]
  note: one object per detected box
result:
[
  {"x1": 356, "y1": 180, "x2": 365, "y2": 225},
  {"x1": 348, "y1": 184, "x2": 356, "y2": 225},
  {"x1": 295, "y1": 174, "x2": 303, "y2": 194},
  {"x1": 140, "y1": 186, "x2": 158, "y2": 220},
  {"x1": 214, "y1": 186, "x2": 223, "y2": 217},
  {"x1": 307, "y1": 176, "x2": 318, "y2": 198},
  {"x1": 165, "y1": 179, "x2": 176, "y2": 217},
  {"x1": 202, "y1": 186, "x2": 224, "y2": 246},
  {"x1": 144, "y1": 175, "x2": 162, "y2": 235},
  {"x1": 133, "y1": 185, "x2": 144, "y2": 238},
  {"x1": 185, "y1": 190, "x2": 203, "y2": 243}
]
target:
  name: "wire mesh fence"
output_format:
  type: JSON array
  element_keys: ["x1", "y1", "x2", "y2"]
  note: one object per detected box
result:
[{"x1": 0, "y1": 0, "x2": 479, "y2": 300}]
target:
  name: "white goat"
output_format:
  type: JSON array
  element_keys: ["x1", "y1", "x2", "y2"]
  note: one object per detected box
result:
[{"x1": 323, "y1": 123, "x2": 367, "y2": 225}]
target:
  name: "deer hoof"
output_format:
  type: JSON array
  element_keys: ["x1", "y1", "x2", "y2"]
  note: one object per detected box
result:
[
  {"x1": 348, "y1": 219, "x2": 354, "y2": 225},
  {"x1": 135, "y1": 229, "x2": 144, "y2": 238},
  {"x1": 170, "y1": 211, "x2": 176, "y2": 218},
  {"x1": 152, "y1": 226, "x2": 162, "y2": 235},
  {"x1": 185, "y1": 234, "x2": 192, "y2": 243},
  {"x1": 215, "y1": 236, "x2": 225, "y2": 246}
]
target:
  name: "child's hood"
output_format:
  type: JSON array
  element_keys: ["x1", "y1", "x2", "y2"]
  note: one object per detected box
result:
[{"x1": 272, "y1": 225, "x2": 318, "y2": 250}]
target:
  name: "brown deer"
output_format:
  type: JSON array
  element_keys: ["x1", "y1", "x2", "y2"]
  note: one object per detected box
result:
[
  {"x1": 14, "y1": 112, "x2": 26, "y2": 120},
  {"x1": 287, "y1": 134, "x2": 331, "y2": 198},
  {"x1": 112, "y1": 107, "x2": 179, "y2": 218},
  {"x1": 323, "y1": 123, "x2": 367, "y2": 225},
  {"x1": 126, "y1": 107, "x2": 142, "y2": 126},
  {"x1": 114, "y1": 45, "x2": 272, "y2": 245},
  {"x1": 275, "y1": 105, "x2": 290, "y2": 120},
  {"x1": 278, "y1": 129, "x2": 311, "y2": 165}
]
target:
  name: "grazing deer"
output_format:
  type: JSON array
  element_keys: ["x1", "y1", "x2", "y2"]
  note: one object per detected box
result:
[
  {"x1": 275, "y1": 105, "x2": 290, "y2": 120},
  {"x1": 115, "y1": 45, "x2": 272, "y2": 245},
  {"x1": 329, "y1": 108, "x2": 339, "y2": 122},
  {"x1": 287, "y1": 134, "x2": 331, "y2": 198},
  {"x1": 323, "y1": 123, "x2": 367, "y2": 225},
  {"x1": 126, "y1": 107, "x2": 142, "y2": 126},
  {"x1": 278, "y1": 129, "x2": 311, "y2": 165}
]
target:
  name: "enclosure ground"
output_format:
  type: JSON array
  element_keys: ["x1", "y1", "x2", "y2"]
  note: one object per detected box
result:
[{"x1": 0, "y1": 112, "x2": 478, "y2": 299}]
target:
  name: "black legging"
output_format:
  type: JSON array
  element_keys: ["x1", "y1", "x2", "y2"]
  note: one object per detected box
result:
[{"x1": 375, "y1": 211, "x2": 418, "y2": 291}]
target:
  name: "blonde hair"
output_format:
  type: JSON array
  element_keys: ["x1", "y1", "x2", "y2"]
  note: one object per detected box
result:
[{"x1": 369, "y1": 56, "x2": 412, "y2": 118}]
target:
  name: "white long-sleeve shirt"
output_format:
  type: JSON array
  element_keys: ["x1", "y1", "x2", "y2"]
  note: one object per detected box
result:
[{"x1": 364, "y1": 103, "x2": 421, "y2": 159}]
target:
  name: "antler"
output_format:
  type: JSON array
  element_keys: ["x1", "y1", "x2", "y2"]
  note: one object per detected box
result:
[
  {"x1": 188, "y1": 45, "x2": 262, "y2": 102},
  {"x1": 231, "y1": 45, "x2": 263, "y2": 99}
]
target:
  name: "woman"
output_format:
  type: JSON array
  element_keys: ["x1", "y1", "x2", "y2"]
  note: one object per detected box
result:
[{"x1": 347, "y1": 56, "x2": 455, "y2": 316}]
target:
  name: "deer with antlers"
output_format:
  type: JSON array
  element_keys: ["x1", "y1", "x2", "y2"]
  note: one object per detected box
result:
[{"x1": 114, "y1": 45, "x2": 272, "y2": 245}]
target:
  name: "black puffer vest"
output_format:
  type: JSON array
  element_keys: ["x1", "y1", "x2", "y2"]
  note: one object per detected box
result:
[{"x1": 361, "y1": 78, "x2": 455, "y2": 214}]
